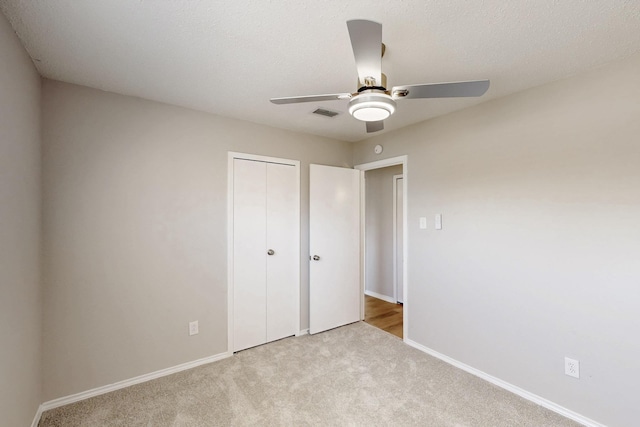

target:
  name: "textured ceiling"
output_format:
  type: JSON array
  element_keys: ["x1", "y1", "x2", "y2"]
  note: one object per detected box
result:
[{"x1": 2, "y1": 1, "x2": 640, "y2": 142}]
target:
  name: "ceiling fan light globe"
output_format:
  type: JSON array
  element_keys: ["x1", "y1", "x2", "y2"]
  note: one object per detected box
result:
[
  {"x1": 347, "y1": 92, "x2": 396, "y2": 122},
  {"x1": 351, "y1": 105, "x2": 392, "y2": 121}
]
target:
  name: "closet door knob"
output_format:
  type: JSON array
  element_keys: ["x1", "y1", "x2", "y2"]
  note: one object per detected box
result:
[
  {"x1": 312, "y1": 255, "x2": 320, "y2": 261},
  {"x1": 267, "y1": 249, "x2": 275, "y2": 256}
]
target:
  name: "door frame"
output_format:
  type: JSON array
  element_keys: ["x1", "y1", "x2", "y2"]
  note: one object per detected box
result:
[
  {"x1": 227, "y1": 152, "x2": 301, "y2": 353},
  {"x1": 355, "y1": 155, "x2": 408, "y2": 341},
  {"x1": 392, "y1": 173, "x2": 403, "y2": 304}
]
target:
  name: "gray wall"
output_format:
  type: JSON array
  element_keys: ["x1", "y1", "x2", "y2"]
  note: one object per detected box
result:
[
  {"x1": 5, "y1": 15, "x2": 637, "y2": 425},
  {"x1": 353, "y1": 54, "x2": 640, "y2": 427},
  {"x1": 365, "y1": 165, "x2": 402, "y2": 299},
  {"x1": 0, "y1": 12, "x2": 42, "y2": 426},
  {"x1": 41, "y1": 80, "x2": 352, "y2": 400}
]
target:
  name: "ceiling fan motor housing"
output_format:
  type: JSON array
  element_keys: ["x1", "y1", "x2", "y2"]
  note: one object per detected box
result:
[{"x1": 348, "y1": 90, "x2": 397, "y2": 122}]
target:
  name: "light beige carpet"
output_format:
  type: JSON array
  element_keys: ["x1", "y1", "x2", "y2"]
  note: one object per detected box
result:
[{"x1": 40, "y1": 322, "x2": 581, "y2": 426}]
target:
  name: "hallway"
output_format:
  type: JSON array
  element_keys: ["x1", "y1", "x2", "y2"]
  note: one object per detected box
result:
[{"x1": 364, "y1": 295, "x2": 403, "y2": 339}]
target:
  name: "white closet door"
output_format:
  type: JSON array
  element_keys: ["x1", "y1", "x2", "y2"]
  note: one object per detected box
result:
[
  {"x1": 266, "y1": 163, "x2": 298, "y2": 342},
  {"x1": 233, "y1": 159, "x2": 267, "y2": 352}
]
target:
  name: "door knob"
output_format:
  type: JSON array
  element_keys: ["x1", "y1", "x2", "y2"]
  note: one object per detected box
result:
[
  {"x1": 267, "y1": 249, "x2": 275, "y2": 256},
  {"x1": 312, "y1": 255, "x2": 320, "y2": 261}
]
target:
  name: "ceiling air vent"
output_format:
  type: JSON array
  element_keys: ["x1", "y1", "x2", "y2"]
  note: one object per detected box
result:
[{"x1": 312, "y1": 108, "x2": 339, "y2": 118}]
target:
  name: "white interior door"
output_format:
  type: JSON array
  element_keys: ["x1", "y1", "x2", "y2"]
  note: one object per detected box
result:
[
  {"x1": 233, "y1": 159, "x2": 267, "y2": 351},
  {"x1": 309, "y1": 164, "x2": 361, "y2": 334},
  {"x1": 394, "y1": 175, "x2": 404, "y2": 303},
  {"x1": 266, "y1": 163, "x2": 298, "y2": 342}
]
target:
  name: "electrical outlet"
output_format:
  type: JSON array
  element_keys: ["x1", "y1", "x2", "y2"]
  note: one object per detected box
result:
[
  {"x1": 565, "y1": 357, "x2": 579, "y2": 378},
  {"x1": 189, "y1": 320, "x2": 199, "y2": 336}
]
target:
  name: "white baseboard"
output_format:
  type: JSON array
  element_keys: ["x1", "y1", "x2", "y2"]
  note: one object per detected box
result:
[
  {"x1": 34, "y1": 340, "x2": 602, "y2": 426},
  {"x1": 31, "y1": 404, "x2": 44, "y2": 427},
  {"x1": 39, "y1": 351, "x2": 231, "y2": 414},
  {"x1": 296, "y1": 328, "x2": 309, "y2": 336},
  {"x1": 364, "y1": 290, "x2": 396, "y2": 304},
  {"x1": 405, "y1": 339, "x2": 604, "y2": 427}
]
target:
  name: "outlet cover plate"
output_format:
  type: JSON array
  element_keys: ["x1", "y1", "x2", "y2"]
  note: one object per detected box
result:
[
  {"x1": 189, "y1": 321, "x2": 199, "y2": 336},
  {"x1": 565, "y1": 357, "x2": 580, "y2": 378}
]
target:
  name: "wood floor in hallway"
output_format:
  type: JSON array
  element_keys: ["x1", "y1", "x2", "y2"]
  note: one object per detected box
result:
[{"x1": 364, "y1": 295, "x2": 403, "y2": 339}]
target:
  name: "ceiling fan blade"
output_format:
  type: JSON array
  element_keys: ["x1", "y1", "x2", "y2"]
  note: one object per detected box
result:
[
  {"x1": 347, "y1": 20, "x2": 382, "y2": 86},
  {"x1": 270, "y1": 93, "x2": 351, "y2": 105},
  {"x1": 366, "y1": 120, "x2": 384, "y2": 133},
  {"x1": 392, "y1": 80, "x2": 490, "y2": 99}
]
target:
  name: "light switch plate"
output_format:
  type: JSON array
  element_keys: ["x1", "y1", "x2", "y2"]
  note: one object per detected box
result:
[
  {"x1": 435, "y1": 214, "x2": 442, "y2": 230},
  {"x1": 419, "y1": 217, "x2": 427, "y2": 229}
]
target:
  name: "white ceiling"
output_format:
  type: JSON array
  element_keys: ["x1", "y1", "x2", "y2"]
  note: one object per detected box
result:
[{"x1": 2, "y1": 1, "x2": 640, "y2": 142}]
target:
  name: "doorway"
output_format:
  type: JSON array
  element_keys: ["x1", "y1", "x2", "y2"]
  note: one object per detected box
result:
[{"x1": 355, "y1": 156, "x2": 407, "y2": 340}]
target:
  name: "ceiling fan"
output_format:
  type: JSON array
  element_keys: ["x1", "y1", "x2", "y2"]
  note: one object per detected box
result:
[{"x1": 270, "y1": 20, "x2": 490, "y2": 133}]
